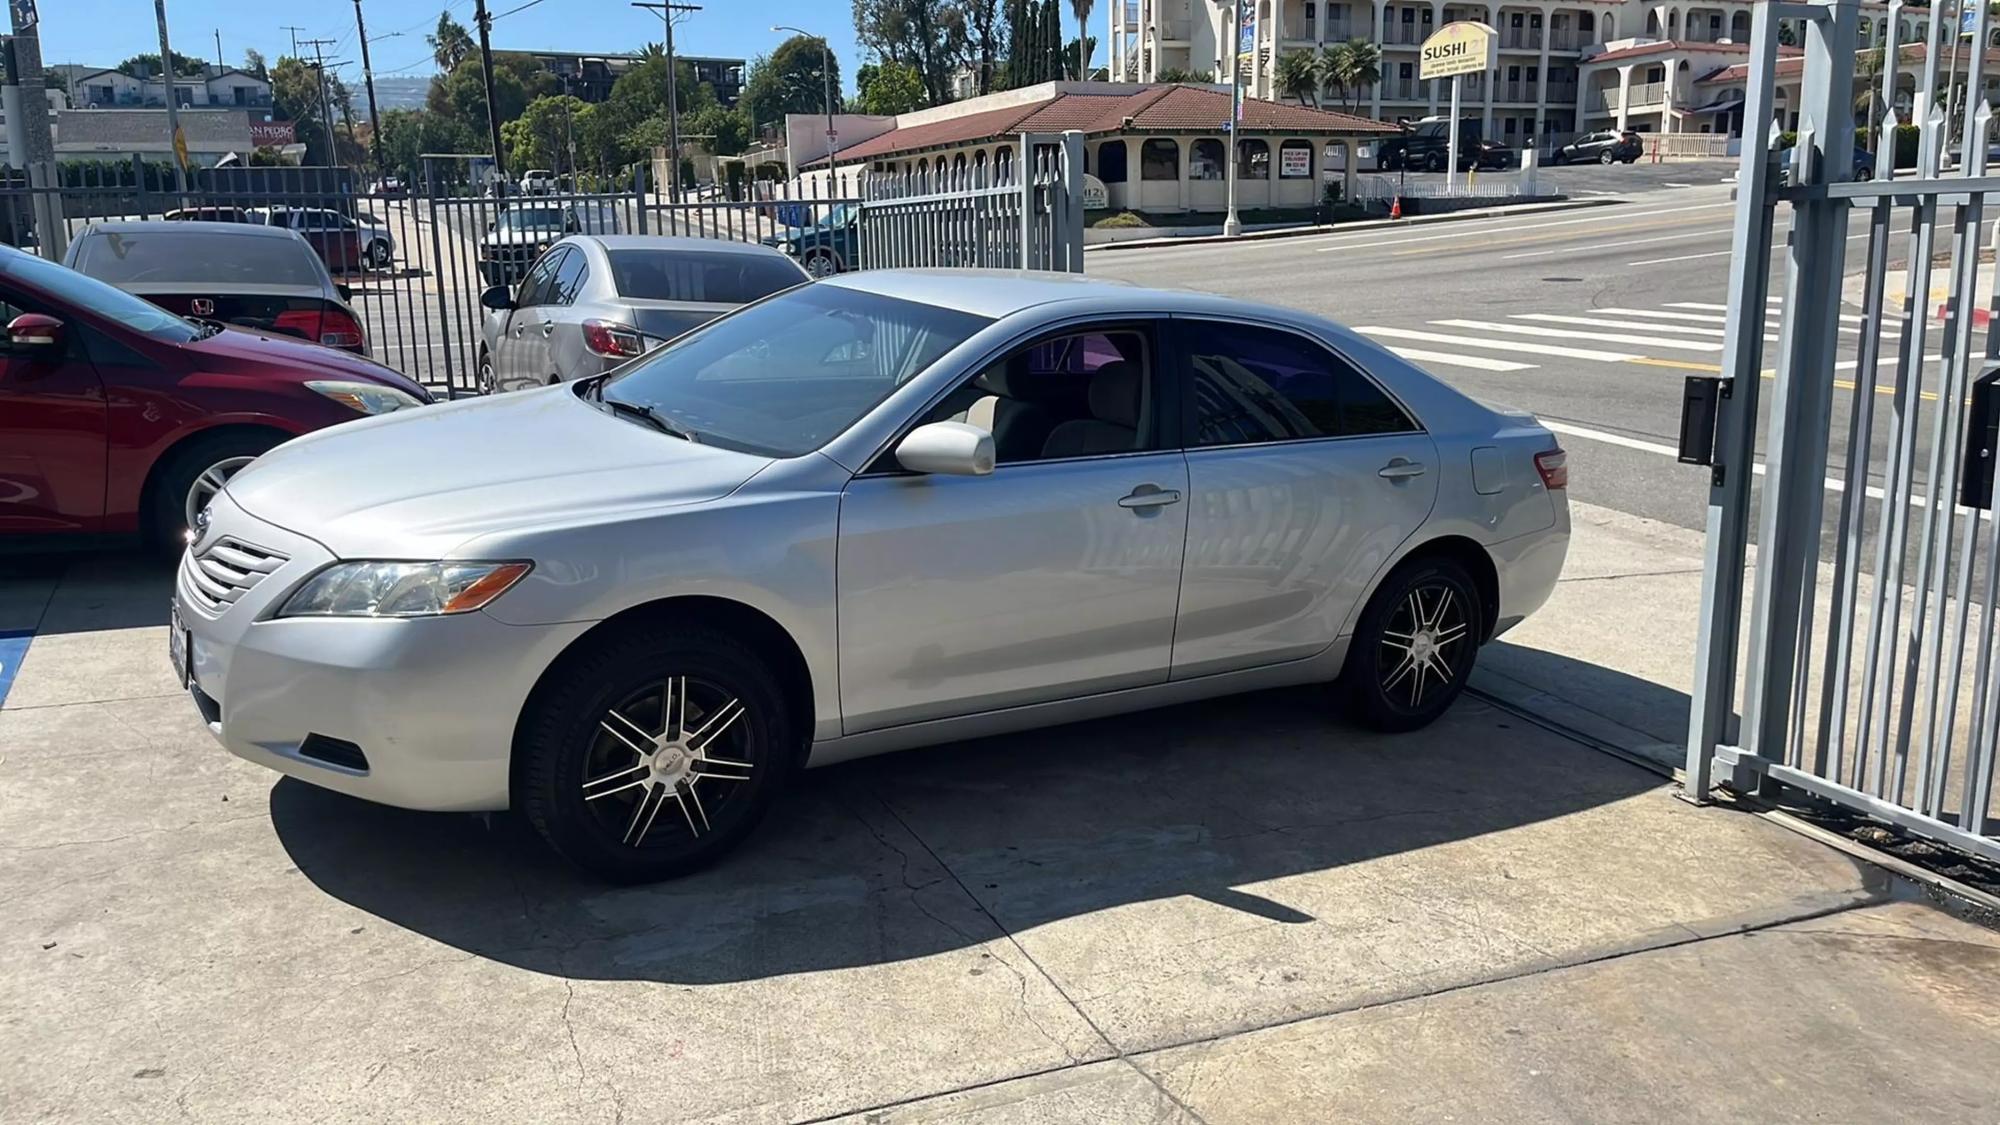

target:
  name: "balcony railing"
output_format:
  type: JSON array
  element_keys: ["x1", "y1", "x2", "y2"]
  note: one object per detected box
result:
[
  {"x1": 1159, "y1": 17, "x2": 1191, "y2": 39},
  {"x1": 1589, "y1": 81, "x2": 1667, "y2": 113},
  {"x1": 1382, "y1": 22, "x2": 1431, "y2": 45},
  {"x1": 1499, "y1": 29, "x2": 1544, "y2": 49},
  {"x1": 1547, "y1": 28, "x2": 1589, "y2": 51},
  {"x1": 1378, "y1": 77, "x2": 1426, "y2": 100}
]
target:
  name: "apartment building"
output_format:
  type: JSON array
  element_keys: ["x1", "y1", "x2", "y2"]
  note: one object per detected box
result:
[
  {"x1": 61, "y1": 65, "x2": 272, "y2": 110},
  {"x1": 1108, "y1": 0, "x2": 1952, "y2": 144}
]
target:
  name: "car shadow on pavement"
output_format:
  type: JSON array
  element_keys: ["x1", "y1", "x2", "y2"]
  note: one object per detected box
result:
[
  {"x1": 273, "y1": 676, "x2": 1669, "y2": 986},
  {"x1": 0, "y1": 552, "x2": 176, "y2": 636}
]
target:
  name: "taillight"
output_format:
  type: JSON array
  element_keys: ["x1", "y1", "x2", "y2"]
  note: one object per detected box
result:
[
  {"x1": 319, "y1": 306, "x2": 365, "y2": 351},
  {"x1": 272, "y1": 308, "x2": 322, "y2": 343},
  {"x1": 582, "y1": 318, "x2": 646, "y2": 358},
  {"x1": 1534, "y1": 448, "x2": 1569, "y2": 490}
]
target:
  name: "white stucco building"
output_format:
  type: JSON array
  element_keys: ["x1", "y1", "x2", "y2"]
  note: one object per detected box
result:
[{"x1": 1107, "y1": 0, "x2": 1961, "y2": 144}]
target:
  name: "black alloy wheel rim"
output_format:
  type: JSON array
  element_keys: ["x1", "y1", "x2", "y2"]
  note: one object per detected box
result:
[
  {"x1": 580, "y1": 675, "x2": 759, "y2": 852},
  {"x1": 1377, "y1": 582, "x2": 1472, "y2": 712}
]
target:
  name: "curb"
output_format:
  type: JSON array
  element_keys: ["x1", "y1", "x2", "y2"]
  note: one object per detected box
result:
[{"x1": 1082, "y1": 196, "x2": 1620, "y2": 253}]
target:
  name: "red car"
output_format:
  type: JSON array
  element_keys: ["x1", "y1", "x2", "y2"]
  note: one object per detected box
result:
[{"x1": 0, "y1": 245, "x2": 432, "y2": 550}]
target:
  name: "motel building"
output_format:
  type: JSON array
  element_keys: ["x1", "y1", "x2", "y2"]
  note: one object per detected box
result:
[{"x1": 788, "y1": 81, "x2": 1396, "y2": 214}]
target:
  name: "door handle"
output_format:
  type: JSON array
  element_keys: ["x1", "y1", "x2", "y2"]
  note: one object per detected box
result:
[
  {"x1": 1378, "y1": 459, "x2": 1428, "y2": 480},
  {"x1": 1118, "y1": 485, "x2": 1182, "y2": 509}
]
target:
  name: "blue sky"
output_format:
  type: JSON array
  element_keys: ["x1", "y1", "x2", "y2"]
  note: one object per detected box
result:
[{"x1": 42, "y1": 0, "x2": 878, "y2": 93}]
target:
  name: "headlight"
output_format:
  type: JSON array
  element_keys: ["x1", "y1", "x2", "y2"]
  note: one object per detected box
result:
[
  {"x1": 276, "y1": 561, "x2": 532, "y2": 618},
  {"x1": 306, "y1": 380, "x2": 422, "y2": 415}
]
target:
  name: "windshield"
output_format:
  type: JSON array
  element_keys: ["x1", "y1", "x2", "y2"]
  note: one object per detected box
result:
[
  {"x1": 598, "y1": 284, "x2": 990, "y2": 457},
  {"x1": 73, "y1": 229, "x2": 326, "y2": 287},
  {"x1": 610, "y1": 249, "x2": 805, "y2": 304},
  {"x1": 5, "y1": 249, "x2": 200, "y2": 343},
  {"x1": 498, "y1": 207, "x2": 568, "y2": 231}
]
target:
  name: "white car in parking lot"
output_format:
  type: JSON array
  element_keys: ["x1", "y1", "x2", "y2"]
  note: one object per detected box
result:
[{"x1": 172, "y1": 270, "x2": 1570, "y2": 882}]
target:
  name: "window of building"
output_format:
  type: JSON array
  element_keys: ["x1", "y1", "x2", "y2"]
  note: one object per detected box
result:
[
  {"x1": 1181, "y1": 322, "x2": 1417, "y2": 446},
  {"x1": 1279, "y1": 139, "x2": 1313, "y2": 178},
  {"x1": 1189, "y1": 138, "x2": 1226, "y2": 179},
  {"x1": 1237, "y1": 139, "x2": 1270, "y2": 179},
  {"x1": 1141, "y1": 138, "x2": 1180, "y2": 180}
]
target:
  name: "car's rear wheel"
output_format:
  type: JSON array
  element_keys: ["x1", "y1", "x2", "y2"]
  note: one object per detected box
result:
[
  {"x1": 519, "y1": 626, "x2": 796, "y2": 883},
  {"x1": 1598, "y1": 149, "x2": 1616, "y2": 165},
  {"x1": 146, "y1": 430, "x2": 282, "y2": 552},
  {"x1": 367, "y1": 239, "x2": 393, "y2": 269},
  {"x1": 1424, "y1": 151, "x2": 1446, "y2": 173},
  {"x1": 801, "y1": 249, "x2": 840, "y2": 278},
  {"x1": 1342, "y1": 556, "x2": 1483, "y2": 732}
]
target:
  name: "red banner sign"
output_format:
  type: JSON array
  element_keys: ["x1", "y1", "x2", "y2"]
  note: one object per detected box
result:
[{"x1": 249, "y1": 121, "x2": 296, "y2": 147}]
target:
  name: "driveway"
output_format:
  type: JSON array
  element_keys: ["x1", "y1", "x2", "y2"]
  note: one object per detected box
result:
[{"x1": 3, "y1": 548, "x2": 1996, "y2": 1123}]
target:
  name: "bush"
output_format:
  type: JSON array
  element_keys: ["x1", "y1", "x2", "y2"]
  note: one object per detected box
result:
[{"x1": 1090, "y1": 210, "x2": 1150, "y2": 229}]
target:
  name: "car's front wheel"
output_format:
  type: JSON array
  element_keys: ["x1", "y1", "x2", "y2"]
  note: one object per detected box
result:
[
  {"x1": 477, "y1": 345, "x2": 497, "y2": 395},
  {"x1": 367, "y1": 239, "x2": 393, "y2": 268},
  {"x1": 1598, "y1": 149, "x2": 1617, "y2": 165},
  {"x1": 147, "y1": 430, "x2": 283, "y2": 551},
  {"x1": 1424, "y1": 151, "x2": 1446, "y2": 173},
  {"x1": 518, "y1": 626, "x2": 796, "y2": 883},
  {"x1": 801, "y1": 249, "x2": 841, "y2": 279},
  {"x1": 1342, "y1": 555, "x2": 1483, "y2": 732}
]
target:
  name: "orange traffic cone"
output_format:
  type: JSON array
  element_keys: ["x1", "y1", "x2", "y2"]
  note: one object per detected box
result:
[{"x1": 1390, "y1": 195, "x2": 1403, "y2": 220}]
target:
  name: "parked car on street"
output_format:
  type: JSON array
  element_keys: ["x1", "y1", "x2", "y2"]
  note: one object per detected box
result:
[
  {"x1": 0, "y1": 244, "x2": 428, "y2": 550},
  {"x1": 477, "y1": 235, "x2": 807, "y2": 393},
  {"x1": 1551, "y1": 130, "x2": 1642, "y2": 165},
  {"x1": 760, "y1": 203, "x2": 861, "y2": 278},
  {"x1": 243, "y1": 206, "x2": 369, "y2": 274},
  {"x1": 521, "y1": 169, "x2": 558, "y2": 195},
  {"x1": 1778, "y1": 145, "x2": 1877, "y2": 185},
  {"x1": 371, "y1": 176, "x2": 407, "y2": 198},
  {"x1": 175, "y1": 269, "x2": 1571, "y2": 882},
  {"x1": 65, "y1": 220, "x2": 371, "y2": 355},
  {"x1": 163, "y1": 205, "x2": 252, "y2": 223},
  {"x1": 478, "y1": 202, "x2": 584, "y2": 285}
]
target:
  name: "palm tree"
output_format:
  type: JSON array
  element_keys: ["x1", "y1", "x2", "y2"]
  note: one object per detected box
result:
[
  {"x1": 1325, "y1": 38, "x2": 1382, "y2": 114},
  {"x1": 1071, "y1": 0, "x2": 1096, "y2": 81},
  {"x1": 1316, "y1": 43, "x2": 1349, "y2": 109},
  {"x1": 1276, "y1": 49, "x2": 1321, "y2": 106}
]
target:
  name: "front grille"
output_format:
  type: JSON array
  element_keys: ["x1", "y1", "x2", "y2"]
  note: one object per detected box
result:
[{"x1": 182, "y1": 537, "x2": 289, "y2": 615}]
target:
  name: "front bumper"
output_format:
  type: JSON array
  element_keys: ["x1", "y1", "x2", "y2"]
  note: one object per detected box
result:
[{"x1": 175, "y1": 492, "x2": 591, "y2": 812}]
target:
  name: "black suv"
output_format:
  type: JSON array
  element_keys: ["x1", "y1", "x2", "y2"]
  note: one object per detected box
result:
[
  {"x1": 1378, "y1": 118, "x2": 1514, "y2": 173},
  {"x1": 1552, "y1": 130, "x2": 1643, "y2": 165}
]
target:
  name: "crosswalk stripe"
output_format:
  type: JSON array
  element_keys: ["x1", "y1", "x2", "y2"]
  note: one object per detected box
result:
[
  {"x1": 1383, "y1": 346, "x2": 1536, "y2": 372},
  {"x1": 1598, "y1": 307, "x2": 1726, "y2": 323},
  {"x1": 1431, "y1": 319, "x2": 1725, "y2": 352},
  {"x1": 1513, "y1": 313, "x2": 1728, "y2": 337},
  {"x1": 1355, "y1": 326, "x2": 1637, "y2": 362},
  {"x1": 1668, "y1": 302, "x2": 1730, "y2": 311}
]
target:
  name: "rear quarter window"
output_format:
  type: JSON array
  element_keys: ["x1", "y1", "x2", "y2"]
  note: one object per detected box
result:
[{"x1": 609, "y1": 250, "x2": 806, "y2": 304}]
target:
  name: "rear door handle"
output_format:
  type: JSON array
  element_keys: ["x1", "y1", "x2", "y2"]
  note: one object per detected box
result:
[
  {"x1": 1378, "y1": 459, "x2": 1428, "y2": 480},
  {"x1": 1118, "y1": 485, "x2": 1182, "y2": 509}
]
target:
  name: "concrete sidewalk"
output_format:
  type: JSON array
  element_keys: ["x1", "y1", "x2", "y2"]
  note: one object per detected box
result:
[{"x1": 3, "y1": 512, "x2": 1997, "y2": 1123}]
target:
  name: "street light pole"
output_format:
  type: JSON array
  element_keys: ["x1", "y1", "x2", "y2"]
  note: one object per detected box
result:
[
  {"x1": 153, "y1": 0, "x2": 188, "y2": 193},
  {"x1": 773, "y1": 25, "x2": 836, "y2": 185},
  {"x1": 1223, "y1": 0, "x2": 1244, "y2": 237}
]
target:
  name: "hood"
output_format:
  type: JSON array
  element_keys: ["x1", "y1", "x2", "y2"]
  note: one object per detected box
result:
[
  {"x1": 187, "y1": 326, "x2": 429, "y2": 400},
  {"x1": 223, "y1": 384, "x2": 773, "y2": 557}
]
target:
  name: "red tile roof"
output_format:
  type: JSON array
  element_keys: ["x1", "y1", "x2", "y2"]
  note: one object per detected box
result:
[
  {"x1": 804, "y1": 84, "x2": 1392, "y2": 168},
  {"x1": 1696, "y1": 42, "x2": 1994, "y2": 85}
]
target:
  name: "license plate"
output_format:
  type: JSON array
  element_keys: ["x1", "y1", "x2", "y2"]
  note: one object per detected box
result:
[{"x1": 168, "y1": 602, "x2": 190, "y2": 689}]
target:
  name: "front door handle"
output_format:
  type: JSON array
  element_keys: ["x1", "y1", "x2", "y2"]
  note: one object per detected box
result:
[
  {"x1": 1378, "y1": 459, "x2": 1428, "y2": 480},
  {"x1": 1118, "y1": 485, "x2": 1182, "y2": 509}
]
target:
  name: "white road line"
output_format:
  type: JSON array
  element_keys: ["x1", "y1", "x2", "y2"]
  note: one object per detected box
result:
[
  {"x1": 1514, "y1": 313, "x2": 1727, "y2": 337},
  {"x1": 1596, "y1": 307, "x2": 1727, "y2": 323},
  {"x1": 1431, "y1": 319, "x2": 1725, "y2": 352},
  {"x1": 1355, "y1": 326, "x2": 1637, "y2": 362},
  {"x1": 1668, "y1": 302, "x2": 1730, "y2": 310},
  {"x1": 1628, "y1": 249, "x2": 1734, "y2": 265},
  {"x1": 1383, "y1": 346, "x2": 1537, "y2": 372},
  {"x1": 1310, "y1": 201, "x2": 1734, "y2": 253},
  {"x1": 1501, "y1": 227, "x2": 1734, "y2": 260}
]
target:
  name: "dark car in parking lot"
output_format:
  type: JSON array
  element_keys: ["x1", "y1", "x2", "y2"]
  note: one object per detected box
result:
[
  {"x1": 1552, "y1": 130, "x2": 1643, "y2": 165},
  {"x1": 759, "y1": 203, "x2": 861, "y2": 278},
  {"x1": 1377, "y1": 117, "x2": 1513, "y2": 173}
]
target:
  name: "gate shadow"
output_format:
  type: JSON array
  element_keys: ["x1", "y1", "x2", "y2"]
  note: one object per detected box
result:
[{"x1": 273, "y1": 669, "x2": 1668, "y2": 986}]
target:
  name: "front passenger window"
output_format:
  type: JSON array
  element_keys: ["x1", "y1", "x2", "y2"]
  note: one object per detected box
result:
[{"x1": 917, "y1": 329, "x2": 1155, "y2": 464}]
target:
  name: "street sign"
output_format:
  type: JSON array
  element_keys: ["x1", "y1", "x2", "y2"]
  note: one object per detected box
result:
[
  {"x1": 172, "y1": 125, "x2": 189, "y2": 171},
  {"x1": 1419, "y1": 21, "x2": 1496, "y2": 81},
  {"x1": 1962, "y1": 5, "x2": 1979, "y2": 38},
  {"x1": 10, "y1": 0, "x2": 35, "y2": 31}
]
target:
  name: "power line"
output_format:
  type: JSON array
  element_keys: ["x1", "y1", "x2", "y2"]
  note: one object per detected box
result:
[{"x1": 489, "y1": 0, "x2": 550, "y2": 20}]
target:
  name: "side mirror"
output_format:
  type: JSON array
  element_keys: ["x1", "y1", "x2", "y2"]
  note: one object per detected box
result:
[
  {"x1": 480, "y1": 285, "x2": 514, "y2": 311},
  {"x1": 895, "y1": 421, "x2": 994, "y2": 477},
  {"x1": 5, "y1": 312, "x2": 64, "y2": 353}
]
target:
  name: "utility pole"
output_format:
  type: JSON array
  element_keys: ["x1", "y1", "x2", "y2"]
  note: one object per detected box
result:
[
  {"x1": 352, "y1": 0, "x2": 386, "y2": 170},
  {"x1": 154, "y1": 0, "x2": 188, "y2": 194},
  {"x1": 301, "y1": 37, "x2": 341, "y2": 164},
  {"x1": 3, "y1": 0, "x2": 65, "y2": 260},
  {"x1": 632, "y1": 2, "x2": 702, "y2": 202},
  {"x1": 472, "y1": 0, "x2": 507, "y2": 190},
  {"x1": 282, "y1": 24, "x2": 306, "y2": 57},
  {"x1": 1223, "y1": 0, "x2": 1244, "y2": 237},
  {"x1": 214, "y1": 29, "x2": 223, "y2": 73}
]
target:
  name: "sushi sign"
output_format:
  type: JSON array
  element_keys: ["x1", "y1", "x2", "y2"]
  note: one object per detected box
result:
[{"x1": 1419, "y1": 21, "x2": 1495, "y2": 81}]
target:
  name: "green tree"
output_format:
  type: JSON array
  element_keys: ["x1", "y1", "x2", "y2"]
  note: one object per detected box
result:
[
  {"x1": 1070, "y1": 0, "x2": 1094, "y2": 80},
  {"x1": 686, "y1": 104, "x2": 751, "y2": 156},
  {"x1": 379, "y1": 107, "x2": 481, "y2": 182},
  {"x1": 962, "y1": 0, "x2": 1006, "y2": 95},
  {"x1": 1319, "y1": 38, "x2": 1381, "y2": 113},
  {"x1": 117, "y1": 51, "x2": 208, "y2": 77},
  {"x1": 502, "y1": 94, "x2": 590, "y2": 173},
  {"x1": 1275, "y1": 49, "x2": 1320, "y2": 106},
  {"x1": 428, "y1": 52, "x2": 555, "y2": 135},
  {"x1": 742, "y1": 36, "x2": 844, "y2": 128},
  {"x1": 242, "y1": 48, "x2": 268, "y2": 80},
  {"x1": 270, "y1": 55, "x2": 337, "y2": 164},
  {"x1": 427, "y1": 11, "x2": 475, "y2": 72},
  {"x1": 1155, "y1": 66, "x2": 1213, "y2": 83},
  {"x1": 852, "y1": 0, "x2": 969, "y2": 104},
  {"x1": 856, "y1": 60, "x2": 927, "y2": 114}
]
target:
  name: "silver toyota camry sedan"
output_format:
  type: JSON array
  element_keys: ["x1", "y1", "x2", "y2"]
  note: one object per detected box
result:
[{"x1": 173, "y1": 270, "x2": 1570, "y2": 882}]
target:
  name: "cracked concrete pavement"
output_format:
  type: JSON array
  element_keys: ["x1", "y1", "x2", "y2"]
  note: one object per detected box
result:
[{"x1": 5, "y1": 507, "x2": 2000, "y2": 1122}]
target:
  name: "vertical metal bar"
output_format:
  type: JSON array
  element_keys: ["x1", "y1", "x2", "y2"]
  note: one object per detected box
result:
[
  {"x1": 634, "y1": 161, "x2": 649, "y2": 235},
  {"x1": 1820, "y1": 196, "x2": 1895, "y2": 785},
  {"x1": 1685, "y1": 0, "x2": 1797, "y2": 798},
  {"x1": 1018, "y1": 135, "x2": 1034, "y2": 270},
  {"x1": 424, "y1": 169, "x2": 458, "y2": 396}
]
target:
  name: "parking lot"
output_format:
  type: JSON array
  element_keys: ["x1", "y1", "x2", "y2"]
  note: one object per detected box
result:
[{"x1": 6, "y1": 523, "x2": 1999, "y2": 1122}]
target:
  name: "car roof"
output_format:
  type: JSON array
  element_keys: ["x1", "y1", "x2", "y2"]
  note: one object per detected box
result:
[
  {"x1": 82, "y1": 219, "x2": 299, "y2": 239},
  {"x1": 819, "y1": 268, "x2": 1144, "y2": 318},
  {"x1": 581, "y1": 234, "x2": 790, "y2": 257}
]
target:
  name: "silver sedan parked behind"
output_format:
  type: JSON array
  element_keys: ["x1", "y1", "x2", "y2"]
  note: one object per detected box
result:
[
  {"x1": 476, "y1": 235, "x2": 807, "y2": 393},
  {"x1": 175, "y1": 271, "x2": 1570, "y2": 883}
]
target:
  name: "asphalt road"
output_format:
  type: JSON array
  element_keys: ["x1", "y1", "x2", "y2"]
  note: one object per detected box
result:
[{"x1": 1086, "y1": 179, "x2": 1977, "y2": 582}]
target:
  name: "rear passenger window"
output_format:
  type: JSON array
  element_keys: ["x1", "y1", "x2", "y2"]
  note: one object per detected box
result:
[{"x1": 1182, "y1": 321, "x2": 1416, "y2": 447}]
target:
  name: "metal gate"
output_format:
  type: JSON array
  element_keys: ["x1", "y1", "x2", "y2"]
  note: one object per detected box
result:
[{"x1": 1685, "y1": 0, "x2": 1999, "y2": 863}]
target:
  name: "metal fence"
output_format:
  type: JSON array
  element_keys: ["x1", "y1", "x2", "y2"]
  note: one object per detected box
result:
[
  {"x1": 1684, "y1": 0, "x2": 1999, "y2": 864},
  {"x1": 2, "y1": 131, "x2": 1087, "y2": 400}
]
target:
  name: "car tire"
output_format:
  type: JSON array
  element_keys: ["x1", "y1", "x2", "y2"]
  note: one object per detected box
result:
[
  {"x1": 1383, "y1": 150, "x2": 1405, "y2": 171},
  {"x1": 518, "y1": 625, "x2": 797, "y2": 884},
  {"x1": 477, "y1": 346, "x2": 497, "y2": 395},
  {"x1": 801, "y1": 249, "x2": 841, "y2": 279},
  {"x1": 367, "y1": 239, "x2": 393, "y2": 269},
  {"x1": 1424, "y1": 151, "x2": 1446, "y2": 173},
  {"x1": 146, "y1": 429, "x2": 282, "y2": 552},
  {"x1": 1598, "y1": 150, "x2": 1616, "y2": 165},
  {"x1": 1341, "y1": 555, "x2": 1484, "y2": 733}
]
